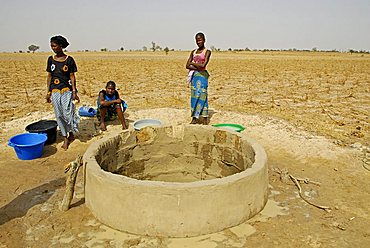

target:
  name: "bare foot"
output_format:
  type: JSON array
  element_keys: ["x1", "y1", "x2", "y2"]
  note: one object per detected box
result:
[
  {"x1": 100, "y1": 122, "x2": 107, "y2": 131},
  {"x1": 62, "y1": 140, "x2": 69, "y2": 150},
  {"x1": 68, "y1": 133, "x2": 75, "y2": 143},
  {"x1": 190, "y1": 118, "x2": 197, "y2": 124},
  {"x1": 202, "y1": 117, "x2": 208, "y2": 125}
]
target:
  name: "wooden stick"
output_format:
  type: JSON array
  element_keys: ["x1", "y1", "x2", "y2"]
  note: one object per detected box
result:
[
  {"x1": 273, "y1": 168, "x2": 330, "y2": 212},
  {"x1": 289, "y1": 174, "x2": 331, "y2": 212},
  {"x1": 295, "y1": 177, "x2": 321, "y2": 186},
  {"x1": 60, "y1": 154, "x2": 83, "y2": 211}
]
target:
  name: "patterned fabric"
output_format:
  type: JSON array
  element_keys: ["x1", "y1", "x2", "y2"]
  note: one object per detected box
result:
[
  {"x1": 46, "y1": 56, "x2": 77, "y2": 92},
  {"x1": 191, "y1": 70, "x2": 209, "y2": 118},
  {"x1": 51, "y1": 87, "x2": 70, "y2": 94},
  {"x1": 96, "y1": 90, "x2": 127, "y2": 122},
  {"x1": 51, "y1": 91, "x2": 79, "y2": 136}
]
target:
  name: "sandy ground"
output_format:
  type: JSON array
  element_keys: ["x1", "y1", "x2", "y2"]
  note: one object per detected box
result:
[{"x1": 0, "y1": 52, "x2": 369, "y2": 247}]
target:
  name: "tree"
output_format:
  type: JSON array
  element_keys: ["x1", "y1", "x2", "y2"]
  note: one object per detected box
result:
[
  {"x1": 151, "y1": 42, "x2": 162, "y2": 52},
  {"x1": 28, "y1": 44, "x2": 39, "y2": 53},
  {"x1": 151, "y1": 42, "x2": 156, "y2": 52},
  {"x1": 210, "y1": 45, "x2": 220, "y2": 52},
  {"x1": 142, "y1": 46, "x2": 148, "y2": 51},
  {"x1": 164, "y1": 47, "x2": 169, "y2": 55}
]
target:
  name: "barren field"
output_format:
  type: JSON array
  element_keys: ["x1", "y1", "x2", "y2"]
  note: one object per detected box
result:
[
  {"x1": 1, "y1": 51, "x2": 369, "y2": 145},
  {"x1": 0, "y1": 51, "x2": 369, "y2": 247}
]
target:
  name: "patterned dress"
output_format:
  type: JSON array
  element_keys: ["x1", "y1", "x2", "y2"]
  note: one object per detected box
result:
[
  {"x1": 46, "y1": 56, "x2": 79, "y2": 136},
  {"x1": 190, "y1": 49, "x2": 209, "y2": 118}
]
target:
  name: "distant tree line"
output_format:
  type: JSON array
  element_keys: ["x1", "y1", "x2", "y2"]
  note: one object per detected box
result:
[
  {"x1": 221, "y1": 47, "x2": 370, "y2": 54},
  {"x1": 13, "y1": 43, "x2": 370, "y2": 54},
  {"x1": 347, "y1": 49, "x2": 369, "y2": 54},
  {"x1": 94, "y1": 42, "x2": 172, "y2": 55}
]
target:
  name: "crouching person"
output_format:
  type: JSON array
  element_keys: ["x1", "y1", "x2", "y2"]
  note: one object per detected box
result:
[{"x1": 97, "y1": 81, "x2": 128, "y2": 131}]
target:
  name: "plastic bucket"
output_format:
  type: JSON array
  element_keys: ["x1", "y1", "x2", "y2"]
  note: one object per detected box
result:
[
  {"x1": 25, "y1": 120, "x2": 58, "y2": 144},
  {"x1": 79, "y1": 106, "x2": 97, "y2": 117},
  {"x1": 8, "y1": 133, "x2": 48, "y2": 160}
]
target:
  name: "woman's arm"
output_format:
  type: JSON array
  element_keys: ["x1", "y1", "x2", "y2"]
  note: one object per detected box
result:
[
  {"x1": 46, "y1": 72, "x2": 52, "y2": 103},
  {"x1": 99, "y1": 92, "x2": 120, "y2": 107},
  {"x1": 190, "y1": 50, "x2": 211, "y2": 69},
  {"x1": 186, "y1": 50, "x2": 197, "y2": 70},
  {"x1": 99, "y1": 92, "x2": 110, "y2": 106},
  {"x1": 70, "y1": 72, "x2": 77, "y2": 92},
  {"x1": 70, "y1": 72, "x2": 80, "y2": 102},
  {"x1": 114, "y1": 91, "x2": 122, "y2": 104}
]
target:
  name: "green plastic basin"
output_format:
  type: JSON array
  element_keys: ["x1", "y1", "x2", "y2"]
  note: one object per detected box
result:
[{"x1": 212, "y1": 123, "x2": 245, "y2": 132}]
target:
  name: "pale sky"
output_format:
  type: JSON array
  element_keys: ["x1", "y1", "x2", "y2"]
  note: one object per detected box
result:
[{"x1": 0, "y1": 0, "x2": 369, "y2": 52}]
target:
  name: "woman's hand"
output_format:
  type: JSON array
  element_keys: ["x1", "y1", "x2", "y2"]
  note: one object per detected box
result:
[
  {"x1": 46, "y1": 93, "x2": 51, "y2": 103},
  {"x1": 114, "y1": 99, "x2": 122, "y2": 104},
  {"x1": 72, "y1": 92, "x2": 80, "y2": 103}
]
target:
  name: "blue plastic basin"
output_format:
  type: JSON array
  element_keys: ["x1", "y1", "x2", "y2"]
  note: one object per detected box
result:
[
  {"x1": 8, "y1": 133, "x2": 48, "y2": 160},
  {"x1": 79, "y1": 106, "x2": 97, "y2": 117}
]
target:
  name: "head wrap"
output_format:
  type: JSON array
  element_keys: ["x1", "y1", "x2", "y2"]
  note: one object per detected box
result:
[{"x1": 50, "y1": 35, "x2": 69, "y2": 48}]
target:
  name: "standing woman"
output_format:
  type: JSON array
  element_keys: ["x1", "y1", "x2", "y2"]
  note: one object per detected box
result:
[
  {"x1": 46, "y1": 35, "x2": 79, "y2": 150},
  {"x1": 186, "y1": 32, "x2": 212, "y2": 124}
]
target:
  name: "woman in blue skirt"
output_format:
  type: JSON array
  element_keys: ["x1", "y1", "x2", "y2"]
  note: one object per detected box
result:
[{"x1": 185, "y1": 32, "x2": 212, "y2": 124}]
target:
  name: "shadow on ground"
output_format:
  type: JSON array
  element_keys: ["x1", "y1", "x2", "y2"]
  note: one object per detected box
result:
[{"x1": 0, "y1": 177, "x2": 65, "y2": 225}]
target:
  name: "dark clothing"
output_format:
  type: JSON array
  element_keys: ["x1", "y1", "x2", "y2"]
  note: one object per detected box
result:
[
  {"x1": 46, "y1": 55, "x2": 79, "y2": 135},
  {"x1": 97, "y1": 90, "x2": 127, "y2": 122},
  {"x1": 46, "y1": 56, "x2": 77, "y2": 92},
  {"x1": 99, "y1": 90, "x2": 120, "y2": 103}
]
